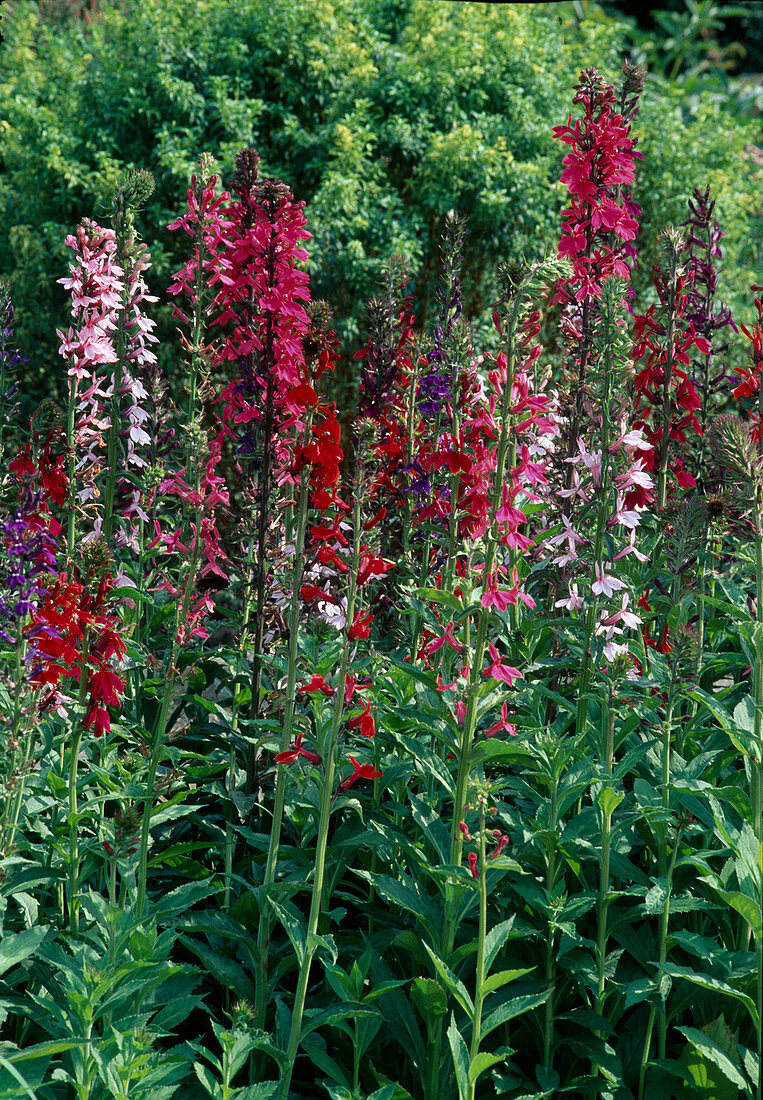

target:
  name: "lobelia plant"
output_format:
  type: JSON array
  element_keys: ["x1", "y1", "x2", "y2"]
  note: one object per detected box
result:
[{"x1": 7, "y1": 54, "x2": 763, "y2": 1100}]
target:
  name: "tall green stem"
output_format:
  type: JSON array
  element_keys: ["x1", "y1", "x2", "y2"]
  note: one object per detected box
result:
[
  {"x1": 68, "y1": 634, "x2": 91, "y2": 934},
  {"x1": 276, "y1": 466, "x2": 362, "y2": 1100},
  {"x1": 426, "y1": 263, "x2": 546, "y2": 1099},
  {"x1": 468, "y1": 802, "x2": 488, "y2": 1100},
  {"x1": 135, "y1": 509, "x2": 202, "y2": 917},
  {"x1": 255, "y1": 435, "x2": 313, "y2": 1027},
  {"x1": 752, "y1": 496, "x2": 763, "y2": 1098},
  {"x1": 576, "y1": 321, "x2": 615, "y2": 736},
  {"x1": 638, "y1": 826, "x2": 683, "y2": 1100},
  {"x1": 656, "y1": 235, "x2": 682, "y2": 511},
  {"x1": 591, "y1": 688, "x2": 617, "y2": 1094},
  {"x1": 543, "y1": 775, "x2": 559, "y2": 1073}
]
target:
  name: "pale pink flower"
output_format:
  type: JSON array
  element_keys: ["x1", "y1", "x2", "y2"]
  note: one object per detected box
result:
[{"x1": 592, "y1": 565, "x2": 626, "y2": 598}]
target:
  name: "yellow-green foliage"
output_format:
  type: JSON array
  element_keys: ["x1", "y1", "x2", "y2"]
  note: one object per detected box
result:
[{"x1": 0, "y1": 0, "x2": 759, "y2": 411}]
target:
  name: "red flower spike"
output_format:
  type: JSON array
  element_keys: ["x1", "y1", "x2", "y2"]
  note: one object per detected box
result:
[
  {"x1": 348, "y1": 610, "x2": 373, "y2": 640},
  {"x1": 338, "y1": 755, "x2": 382, "y2": 791},
  {"x1": 274, "y1": 730, "x2": 321, "y2": 766},
  {"x1": 297, "y1": 674, "x2": 334, "y2": 697}
]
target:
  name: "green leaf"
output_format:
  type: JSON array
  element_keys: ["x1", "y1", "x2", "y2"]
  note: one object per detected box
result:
[
  {"x1": 447, "y1": 1014, "x2": 470, "y2": 1100},
  {"x1": 300, "y1": 1003, "x2": 378, "y2": 1040},
  {"x1": 707, "y1": 886, "x2": 762, "y2": 941},
  {"x1": 0, "y1": 927, "x2": 48, "y2": 978},
  {"x1": 151, "y1": 879, "x2": 217, "y2": 921},
  {"x1": 269, "y1": 899, "x2": 307, "y2": 966},
  {"x1": 662, "y1": 966, "x2": 759, "y2": 1029},
  {"x1": 0, "y1": 1054, "x2": 38, "y2": 1100},
  {"x1": 180, "y1": 938, "x2": 252, "y2": 1003},
  {"x1": 414, "y1": 587, "x2": 465, "y2": 614},
  {"x1": 469, "y1": 1050, "x2": 507, "y2": 1084},
  {"x1": 363, "y1": 875, "x2": 441, "y2": 940},
  {"x1": 677, "y1": 1026, "x2": 750, "y2": 1092},
  {"x1": 598, "y1": 787, "x2": 624, "y2": 818},
  {"x1": 411, "y1": 977, "x2": 448, "y2": 1020},
  {"x1": 482, "y1": 991, "x2": 550, "y2": 1038},
  {"x1": 422, "y1": 942, "x2": 474, "y2": 1018},
  {"x1": 367, "y1": 1086, "x2": 397, "y2": 1100},
  {"x1": 231, "y1": 1085, "x2": 278, "y2": 1100},
  {"x1": 194, "y1": 1061, "x2": 223, "y2": 1099},
  {"x1": 482, "y1": 968, "x2": 534, "y2": 995},
  {"x1": 484, "y1": 918, "x2": 516, "y2": 973}
]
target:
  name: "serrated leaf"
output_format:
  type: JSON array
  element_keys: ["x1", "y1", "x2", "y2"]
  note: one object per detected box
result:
[
  {"x1": 180, "y1": 938, "x2": 252, "y2": 1002},
  {"x1": 663, "y1": 966, "x2": 759, "y2": 1028},
  {"x1": 483, "y1": 968, "x2": 534, "y2": 995},
  {"x1": 485, "y1": 918, "x2": 515, "y2": 973},
  {"x1": 411, "y1": 977, "x2": 448, "y2": 1019},
  {"x1": 677, "y1": 1026, "x2": 749, "y2": 1091},
  {"x1": 231, "y1": 1085, "x2": 278, "y2": 1100},
  {"x1": 0, "y1": 927, "x2": 48, "y2": 979},
  {"x1": 482, "y1": 991, "x2": 550, "y2": 1038},
  {"x1": 269, "y1": 899, "x2": 306, "y2": 966},
  {"x1": 422, "y1": 942, "x2": 474, "y2": 1018},
  {"x1": 645, "y1": 883, "x2": 668, "y2": 915},
  {"x1": 300, "y1": 1002, "x2": 377, "y2": 1040},
  {"x1": 193, "y1": 1061, "x2": 222, "y2": 1099},
  {"x1": 598, "y1": 787, "x2": 623, "y2": 817},
  {"x1": 365, "y1": 875, "x2": 441, "y2": 940},
  {"x1": 469, "y1": 1049, "x2": 506, "y2": 1084},
  {"x1": 447, "y1": 1014, "x2": 470, "y2": 1100}
]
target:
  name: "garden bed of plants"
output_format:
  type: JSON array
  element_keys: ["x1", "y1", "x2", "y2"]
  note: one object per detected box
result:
[{"x1": 1, "y1": 13, "x2": 763, "y2": 1100}]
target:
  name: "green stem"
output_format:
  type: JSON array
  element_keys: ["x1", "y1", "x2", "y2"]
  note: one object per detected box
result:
[
  {"x1": 135, "y1": 511, "x2": 202, "y2": 917},
  {"x1": 638, "y1": 826, "x2": 682, "y2": 1100},
  {"x1": 543, "y1": 776, "x2": 558, "y2": 1073},
  {"x1": 753, "y1": 499, "x2": 763, "y2": 1099},
  {"x1": 575, "y1": 306, "x2": 615, "y2": 736},
  {"x1": 468, "y1": 803, "x2": 488, "y2": 1099},
  {"x1": 67, "y1": 375, "x2": 79, "y2": 558},
  {"x1": 276, "y1": 466, "x2": 362, "y2": 1100},
  {"x1": 255, "y1": 438, "x2": 313, "y2": 1027},
  {"x1": 68, "y1": 640, "x2": 91, "y2": 935},
  {"x1": 224, "y1": 534, "x2": 256, "y2": 912},
  {"x1": 2, "y1": 624, "x2": 26, "y2": 856},
  {"x1": 427, "y1": 266, "x2": 540, "y2": 1099},
  {"x1": 591, "y1": 690, "x2": 615, "y2": 1092},
  {"x1": 656, "y1": 246, "x2": 680, "y2": 511}
]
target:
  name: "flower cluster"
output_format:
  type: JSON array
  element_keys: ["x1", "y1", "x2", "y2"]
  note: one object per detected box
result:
[
  {"x1": 212, "y1": 149, "x2": 313, "y2": 461},
  {"x1": 0, "y1": 484, "x2": 56, "y2": 645},
  {"x1": 631, "y1": 227, "x2": 712, "y2": 503},
  {"x1": 28, "y1": 543, "x2": 125, "y2": 736},
  {"x1": 58, "y1": 219, "x2": 124, "y2": 513}
]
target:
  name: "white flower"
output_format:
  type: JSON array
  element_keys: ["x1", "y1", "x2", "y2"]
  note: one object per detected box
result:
[
  {"x1": 555, "y1": 583, "x2": 583, "y2": 611},
  {"x1": 592, "y1": 565, "x2": 626, "y2": 598}
]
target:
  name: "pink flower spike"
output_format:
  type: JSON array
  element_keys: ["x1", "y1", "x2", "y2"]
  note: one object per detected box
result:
[
  {"x1": 491, "y1": 835, "x2": 509, "y2": 860},
  {"x1": 467, "y1": 851, "x2": 479, "y2": 880},
  {"x1": 482, "y1": 644, "x2": 522, "y2": 687},
  {"x1": 485, "y1": 702, "x2": 518, "y2": 738},
  {"x1": 425, "y1": 620, "x2": 465, "y2": 656},
  {"x1": 614, "y1": 530, "x2": 649, "y2": 563},
  {"x1": 592, "y1": 565, "x2": 626, "y2": 599}
]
